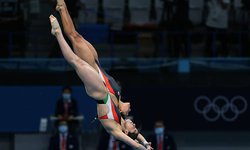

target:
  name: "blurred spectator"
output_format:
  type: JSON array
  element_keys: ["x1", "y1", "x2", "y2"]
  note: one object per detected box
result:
[
  {"x1": 159, "y1": 0, "x2": 174, "y2": 26},
  {"x1": 164, "y1": 0, "x2": 192, "y2": 57},
  {"x1": 241, "y1": 0, "x2": 250, "y2": 56},
  {"x1": 149, "y1": 0, "x2": 157, "y2": 22},
  {"x1": 123, "y1": 0, "x2": 131, "y2": 25},
  {"x1": 0, "y1": 0, "x2": 26, "y2": 57},
  {"x1": 157, "y1": 0, "x2": 192, "y2": 57},
  {"x1": 65, "y1": 0, "x2": 84, "y2": 26},
  {"x1": 147, "y1": 119, "x2": 177, "y2": 150},
  {"x1": 242, "y1": 0, "x2": 250, "y2": 12},
  {"x1": 204, "y1": 0, "x2": 231, "y2": 57},
  {"x1": 49, "y1": 121, "x2": 79, "y2": 150},
  {"x1": 52, "y1": 86, "x2": 83, "y2": 133}
]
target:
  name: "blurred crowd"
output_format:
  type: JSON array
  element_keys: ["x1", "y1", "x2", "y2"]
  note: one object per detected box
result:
[{"x1": 0, "y1": 0, "x2": 249, "y2": 58}]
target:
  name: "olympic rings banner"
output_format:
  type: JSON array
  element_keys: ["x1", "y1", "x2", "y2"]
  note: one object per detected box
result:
[
  {"x1": 194, "y1": 95, "x2": 248, "y2": 122},
  {"x1": 126, "y1": 86, "x2": 250, "y2": 131}
]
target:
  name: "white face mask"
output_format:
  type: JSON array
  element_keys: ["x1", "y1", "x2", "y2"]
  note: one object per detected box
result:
[
  {"x1": 154, "y1": 127, "x2": 164, "y2": 135},
  {"x1": 58, "y1": 125, "x2": 68, "y2": 133},
  {"x1": 62, "y1": 93, "x2": 71, "y2": 101}
]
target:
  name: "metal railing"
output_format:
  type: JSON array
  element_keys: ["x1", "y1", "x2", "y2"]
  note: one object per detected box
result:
[{"x1": 1, "y1": 57, "x2": 250, "y2": 72}]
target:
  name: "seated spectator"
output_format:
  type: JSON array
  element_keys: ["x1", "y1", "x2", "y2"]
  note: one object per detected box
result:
[
  {"x1": 204, "y1": 0, "x2": 231, "y2": 57},
  {"x1": 52, "y1": 86, "x2": 83, "y2": 133},
  {"x1": 49, "y1": 121, "x2": 79, "y2": 150},
  {"x1": 0, "y1": 0, "x2": 26, "y2": 57},
  {"x1": 147, "y1": 119, "x2": 177, "y2": 150}
]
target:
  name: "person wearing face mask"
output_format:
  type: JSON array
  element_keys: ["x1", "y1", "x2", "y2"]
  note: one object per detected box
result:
[
  {"x1": 49, "y1": 121, "x2": 79, "y2": 150},
  {"x1": 148, "y1": 119, "x2": 177, "y2": 150},
  {"x1": 53, "y1": 86, "x2": 83, "y2": 133}
]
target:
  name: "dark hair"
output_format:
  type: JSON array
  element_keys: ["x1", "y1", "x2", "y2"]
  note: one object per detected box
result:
[
  {"x1": 154, "y1": 115, "x2": 165, "y2": 123},
  {"x1": 62, "y1": 86, "x2": 72, "y2": 93},
  {"x1": 153, "y1": 117, "x2": 165, "y2": 126}
]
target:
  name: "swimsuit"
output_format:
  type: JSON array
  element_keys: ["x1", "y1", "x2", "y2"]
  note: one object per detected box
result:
[
  {"x1": 96, "y1": 93, "x2": 121, "y2": 124},
  {"x1": 96, "y1": 60, "x2": 121, "y2": 99}
]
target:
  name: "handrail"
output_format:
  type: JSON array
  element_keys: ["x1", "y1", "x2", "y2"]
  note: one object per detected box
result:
[{"x1": 1, "y1": 57, "x2": 250, "y2": 72}]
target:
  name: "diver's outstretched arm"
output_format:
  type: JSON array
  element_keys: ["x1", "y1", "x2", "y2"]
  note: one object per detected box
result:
[{"x1": 110, "y1": 129, "x2": 147, "y2": 150}]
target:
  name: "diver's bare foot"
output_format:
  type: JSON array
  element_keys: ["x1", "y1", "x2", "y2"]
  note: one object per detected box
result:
[
  {"x1": 49, "y1": 15, "x2": 61, "y2": 36},
  {"x1": 56, "y1": 0, "x2": 65, "y2": 11}
]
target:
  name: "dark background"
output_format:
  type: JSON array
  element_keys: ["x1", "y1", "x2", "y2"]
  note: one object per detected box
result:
[{"x1": 1, "y1": 68, "x2": 249, "y2": 132}]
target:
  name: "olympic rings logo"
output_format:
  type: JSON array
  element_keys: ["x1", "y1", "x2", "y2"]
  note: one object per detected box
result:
[{"x1": 194, "y1": 96, "x2": 248, "y2": 122}]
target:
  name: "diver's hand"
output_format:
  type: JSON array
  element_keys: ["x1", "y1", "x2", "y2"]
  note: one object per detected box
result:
[
  {"x1": 136, "y1": 144, "x2": 147, "y2": 150},
  {"x1": 145, "y1": 142, "x2": 153, "y2": 150}
]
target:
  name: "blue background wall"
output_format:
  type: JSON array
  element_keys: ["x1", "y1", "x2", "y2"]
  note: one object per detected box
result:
[
  {"x1": 0, "y1": 86, "x2": 97, "y2": 132},
  {"x1": 0, "y1": 85, "x2": 249, "y2": 132}
]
